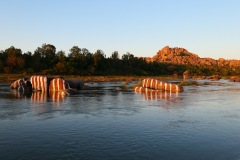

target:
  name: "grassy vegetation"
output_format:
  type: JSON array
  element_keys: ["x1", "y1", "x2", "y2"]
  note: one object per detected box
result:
[
  {"x1": 179, "y1": 80, "x2": 198, "y2": 86},
  {"x1": 0, "y1": 74, "x2": 25, "y2": 82},
  {"x1": 0, "y1": 74, "x2": 180, "y2": 82}
]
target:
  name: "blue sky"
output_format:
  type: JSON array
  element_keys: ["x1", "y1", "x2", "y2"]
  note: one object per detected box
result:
[{"x1": 0, "y1": 0, "x2": 239, "y2": 59}]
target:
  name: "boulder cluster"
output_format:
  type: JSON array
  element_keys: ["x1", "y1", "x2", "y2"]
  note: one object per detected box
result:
[
  {"x1": 149, "y1": 46, "x2": 240, "y2": 68},
  {"x1": 10, "y1": 75, "x2": 84, "y2": 96},
  {"x1": 133, "y1": 78, "x2": 183, "y2": 93}
]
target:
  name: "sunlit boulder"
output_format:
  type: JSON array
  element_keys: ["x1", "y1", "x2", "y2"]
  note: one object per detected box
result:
[
  {"x1": 49, "y1": 77, "x2": 76, "y2": 96},
  {"x1": 30, "y1": 75, "x2": 49, "y2": 91},
  {"x1": 10, "y1": 78, "x2": 32, "y2": 92},
  {"x1": 141, "y1": 78, "x2": 183, "y2": 92}
]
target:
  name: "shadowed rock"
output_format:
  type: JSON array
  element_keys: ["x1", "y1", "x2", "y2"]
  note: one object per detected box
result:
[{"x1": 65, "y1": 80, "x2": 84, "y2": 90}]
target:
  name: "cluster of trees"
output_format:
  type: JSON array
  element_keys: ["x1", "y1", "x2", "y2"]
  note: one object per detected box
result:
[
  {"x1": 0, "y1": 44, "x2": 187, "y2": 76},
  {"x1": 0, "y1": 44, "x2": 239, "y2": 76}
]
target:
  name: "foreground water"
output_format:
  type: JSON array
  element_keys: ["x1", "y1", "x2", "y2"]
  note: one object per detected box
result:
[{"x1": 0, "y1": 80, "x2": 240, "y2": 160}]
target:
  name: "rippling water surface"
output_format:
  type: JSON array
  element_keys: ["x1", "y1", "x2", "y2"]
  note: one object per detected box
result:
[{"x1": 1, "y1": 80, "x2": 240, "y2": 160}]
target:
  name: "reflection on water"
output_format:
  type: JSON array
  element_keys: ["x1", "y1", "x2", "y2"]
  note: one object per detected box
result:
[
  {"x1": 49, "y1": 91, "x2": 66, "y2": 102},
  {"x1": 29, "y1": 91, "x2": 66, "y2": 117},
  {"x1": 9, "y1": 88, "x2": 66, "y2": 103},
  {"x1": 10, "y1": 89, "x2": 32, "y2": 99},
  {"x1": 135, "y1": 90, "x2": 179, "y2": 100},
  {"x1": 31, "y1": 91, "x2": 48, "y2": 102},
  {"x1": 31, "y1": 91, "x2": 66, "y2": 103},
  {"x1": 1, "y1": 80, "x2": 240, "y2": 160}
]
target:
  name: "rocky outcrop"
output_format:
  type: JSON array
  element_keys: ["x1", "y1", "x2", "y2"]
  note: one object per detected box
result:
[{"x1": 150, "y1": 46, "x2": 240, "y2": 68}]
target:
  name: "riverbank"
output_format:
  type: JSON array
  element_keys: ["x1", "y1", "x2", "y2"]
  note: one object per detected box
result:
[{"x1": 0, "y1": 74, "x2": 180, "y2": 82}]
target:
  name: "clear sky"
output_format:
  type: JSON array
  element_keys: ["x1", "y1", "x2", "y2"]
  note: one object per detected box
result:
[{"x1": 0, "y1": 0, "x2": 239, "y2": 59}]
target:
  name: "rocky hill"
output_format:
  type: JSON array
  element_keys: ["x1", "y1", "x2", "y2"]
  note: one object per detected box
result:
[{"x1": 149, "y1": 46, "x2": 240, "y2": 68}]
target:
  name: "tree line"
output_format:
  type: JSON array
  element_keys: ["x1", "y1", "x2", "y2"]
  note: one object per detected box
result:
[{"x1": 0, "y1": 44, "x2": 238, "y2": 76}]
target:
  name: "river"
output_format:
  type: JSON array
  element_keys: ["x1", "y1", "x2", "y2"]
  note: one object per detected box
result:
[{"x1": 0, "y1": 80, "x2": 240, "y2": 160}]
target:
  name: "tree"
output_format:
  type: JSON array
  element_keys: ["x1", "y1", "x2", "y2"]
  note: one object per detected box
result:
[
  {"x1": 93, "y1": 50, "x2": 105, "y2": 66},
  {"x1": 91, "y1": 50, "x2": 107, "y2": 74},
  {"x1": 32, "y1": 49, "x2": 41, "y2": 72},
  {"x1": 0, "y1": 50, "x2": 6, "y2": 72},
  {"x1": 69, "y1": 46, "x2": 81, "y2": 58},
  {"x1": 54, "y1": 50, "x2": 67, "y2": 74},
  {"x1": 111, "y1": 51, "x2": 119, "y2": 60},
  {"x1": 5, "y1": 46, "x2": 25, "y2": 72},
  {"x1": 82, "y1": 48, "x2": 90, "y2": 56},
  {"x1": 122, "y1": 52, "x2": 134, "y2": 61},
  {"x1": 34, "y1": 43, "x2": 56, "y2": 71},
  {"x1": 22, "y1": 51, "x2": 32, "y2": 68},
  {"x1": 68, "y1": 46, "x2": 88, "y2": 75}
]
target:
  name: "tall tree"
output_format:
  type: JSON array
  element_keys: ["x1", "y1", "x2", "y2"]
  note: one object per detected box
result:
[
  {"x1": 54, "y1": 50, "x2": 67, "y2": 74},
  {"x1": 22, "y1": 51, "x2": 32, "y2": 68},
  {"x1": 68, "y1": 46, "x2": 85, "y2": 74},
  {"x1": 93, "y1": 50, "x2": 105, "y2": 66},
  {"x1": 122, "y1": 52, "x2": 134, "y2": 61},
  {"x1": 111, "y1": 51, "x2": 119, "y2": 60},
  {"x1": 69, "y1": 46, "x2": 81, "y2": 58},
  {"x1": 34, "y1": 43, "x2": 56, "y2": 71},
  {"x1": 5, "y1": 46, "x2": 25, "y2": 73},
  {"x1": 0, "y1": 50, "x2": 6, "y2": 72}
]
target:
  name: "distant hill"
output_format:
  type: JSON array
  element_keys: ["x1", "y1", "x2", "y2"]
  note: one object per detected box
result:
[{"x1": 148, "y1": 46, "x2": 240, "y2": 68}]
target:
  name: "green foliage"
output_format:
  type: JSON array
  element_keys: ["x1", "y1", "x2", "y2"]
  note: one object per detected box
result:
[
  {"x1": 0, "y1": 44, "x2": 239, "y2": 76},
  {"x1": 4, "y1": 46, "x2": 25, "y2": 72}
]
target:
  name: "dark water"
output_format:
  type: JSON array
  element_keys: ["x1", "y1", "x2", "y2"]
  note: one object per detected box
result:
[{"x1": 1, "y1": 80, "x2": 240, "y2": 160}]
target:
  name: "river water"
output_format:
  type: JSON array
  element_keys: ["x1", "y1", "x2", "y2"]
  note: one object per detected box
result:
[{"x1": 0, "y1": 80, "x2": 240, "y2": 160}]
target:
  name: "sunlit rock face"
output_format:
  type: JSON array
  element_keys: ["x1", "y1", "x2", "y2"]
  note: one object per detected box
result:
[
  {"x1": 150, "y1": 46, "x2": 240, "y2": 68},
  {"x1": 151, "y1": 46, "x2": 214, "y2": 66}
]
